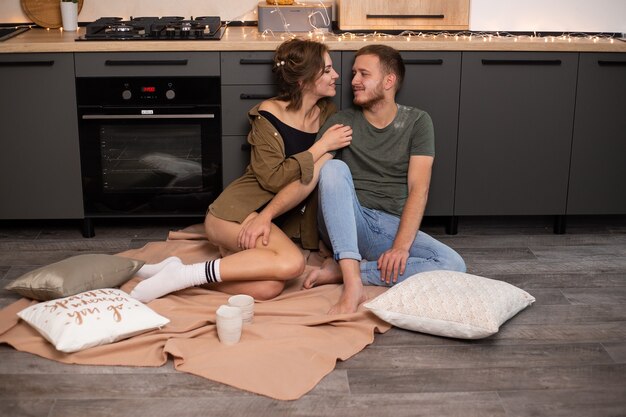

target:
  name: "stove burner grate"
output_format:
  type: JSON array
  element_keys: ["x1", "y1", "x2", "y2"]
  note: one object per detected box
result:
[{"x1": 77, "y1": 16, "x2": 224, "y2": 41}]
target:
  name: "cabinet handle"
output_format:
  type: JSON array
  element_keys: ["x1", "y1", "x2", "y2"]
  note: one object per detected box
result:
[
  {"x1": 598, "y1": 60, "x2": 626, "y2": 66},
  {"x1": 240, "y1": 93, "x2": 273, "y2": 100},
  {"x1": 82, "y1": 114, "x2": 215, "y2": 120},
  {"x1": 104, "y1": 60, "x2": 188, "y2": 66},
  {"x1": 481, "y1": 59, "x2": 562, "y2": 66},
  {"x1": 403, "y1": 59, "x2": 443, "y2": 65},
  {"x1": 0, "y1": 60, "x2": 54, "y2": 67},
  {"x1": 367, "y1": 14, "x2": 445, "y2": 19},
  {"x1": 241, "y1": 143, "x2": 252, "y2": 151},
  {"x1": 239, "y1": 59, "x2": 274, "y2": 65}
]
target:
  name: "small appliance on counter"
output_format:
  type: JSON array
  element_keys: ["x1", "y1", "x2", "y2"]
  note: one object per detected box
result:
[
  {"x1": 258, "y1": 1, "x2": 332, "y2": 32},
  {"x1": 76, "y1": 16, "x2": 224, "y2": 41}
]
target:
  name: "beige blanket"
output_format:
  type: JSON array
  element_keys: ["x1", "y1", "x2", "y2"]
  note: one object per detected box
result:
[{"x1": 0, "y1": 226, "x2": 390, "y2": 400}]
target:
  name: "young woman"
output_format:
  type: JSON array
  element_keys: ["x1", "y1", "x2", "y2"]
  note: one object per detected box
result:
[{"x1": 130, "y1": 39, "x2": 352, "y2": 303}]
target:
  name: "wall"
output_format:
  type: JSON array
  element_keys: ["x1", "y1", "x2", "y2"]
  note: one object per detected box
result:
[
  {"x1": 1, "y1": 0, "x2": 269, "y2": 24},
  {"x1": 1, "y1": 0, "x2": 624, "y2": 34},
  {"x1": 470, "y1": 0, "x2": 626, "y2": 33}
]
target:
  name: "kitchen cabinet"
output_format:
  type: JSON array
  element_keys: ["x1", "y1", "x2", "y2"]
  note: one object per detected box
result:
[
  {"x1": 0, "y1": 53, "x2": 83, "y2": 219},
  {"x1": 341, "y1": 51, "x2": 461, "y2": 230},
  {"x1": 74, "y1": 52, "x2": 220, "y2": 77},
  {"x1": 337, "y1": 0, "x2": 469, "y2": 31},
  {"x1": 220, "y1": 51, "x2": 341, "y2": 187},
  {"x1": 567, "y1": 53, "x2": 626, "y2": 215},
  {"x1": 455, "y1": 52, "x2": 578, "y2": 219}
]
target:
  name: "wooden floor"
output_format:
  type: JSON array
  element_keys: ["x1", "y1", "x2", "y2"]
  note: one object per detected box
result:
[{"x1": 0, "y1": 216, "x2": 625, "y2": 417}]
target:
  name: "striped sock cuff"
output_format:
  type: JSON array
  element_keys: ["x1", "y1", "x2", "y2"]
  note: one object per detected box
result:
[{"x1": 205, "y1": 259, "x2": 222, "y2": 283}]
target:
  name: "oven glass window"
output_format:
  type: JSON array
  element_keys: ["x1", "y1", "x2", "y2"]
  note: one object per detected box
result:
[{"x1": 100, "y1": 124, "x2": 205, "y2": 193}]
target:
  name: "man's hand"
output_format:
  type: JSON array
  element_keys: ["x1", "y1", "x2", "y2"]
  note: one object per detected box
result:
[
  {"x1": 377, "y1": 248, "x2": 409, "y2": 284},
  {"x1": 238, "y1": 212, "x2": 272, "y2": 250}
]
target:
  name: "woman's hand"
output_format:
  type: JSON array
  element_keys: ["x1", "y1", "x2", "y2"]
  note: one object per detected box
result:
[
  {"x1": 319, "y1": 124, "x2": 353, "y2": 152},
  {"x1": 238, "y1": 211, "x2": 273, "y2": 250}
]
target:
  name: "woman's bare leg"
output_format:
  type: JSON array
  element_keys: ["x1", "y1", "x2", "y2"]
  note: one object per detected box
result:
[
  {"x1": 208, "y1": 280, "x2": 285, "y2": 301},
  {"x1": 130, "y1": 214, "x2": 304, "y2": 302},
  {"x1": 205, "y1": 213, "x2": 305, "y2": 282}
]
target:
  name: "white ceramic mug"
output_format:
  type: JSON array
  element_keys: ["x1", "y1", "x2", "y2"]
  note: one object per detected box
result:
[
  {"x1": 215, "y1": 305, "x2": 243, "y2": 345},
  {"x1": 228, "y1": 294, "x2": 254, "y2": 324}
]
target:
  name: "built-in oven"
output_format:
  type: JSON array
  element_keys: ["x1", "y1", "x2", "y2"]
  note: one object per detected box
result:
[{"x1": 77, "y1": 76, "x2": 222, "y2": 237}]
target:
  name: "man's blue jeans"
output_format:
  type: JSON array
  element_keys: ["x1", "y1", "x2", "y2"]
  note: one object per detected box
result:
[{"x1": 318, "y1": 159, "x2": 466, "y2": 286}]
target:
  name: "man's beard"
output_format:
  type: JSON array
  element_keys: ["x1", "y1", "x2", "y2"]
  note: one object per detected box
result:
[{"x1": 352, "y1": 84, "x2": 385, "y2": 109}]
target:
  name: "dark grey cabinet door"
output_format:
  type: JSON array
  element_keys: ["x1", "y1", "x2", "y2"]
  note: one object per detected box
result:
[
  {"x1": 0, "y1": 53, "x2": 83, "y2": 219},
  {"x1": 75, "y1": 52, "x2": 220, "y2": 77},
  {"x1": 222, "y1": 84, "x2": 277, "y2": 136},
  {"x1": 567, "y1": 53, "x2": 626, "y2": 214},
  {"x1": 222, "y1": 136, "x2": 250, "y2": 188},
  {"x1": 341, "y1": 51, "x2": 461, "y2": 216},
  {"x1": 455, "y1": 52, "x2": 578, "y2": 215},
  {"x1": 221, "y1": 51, "x2": 276, "y2": 85}
]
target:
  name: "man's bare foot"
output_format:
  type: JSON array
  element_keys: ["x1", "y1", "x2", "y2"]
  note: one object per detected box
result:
[
  {"x1": 328, "y1": 284, "x2": 367, "y2": 315},
  {"x1": 302, "y1": 257, "x2": 342, "y2": 289}
]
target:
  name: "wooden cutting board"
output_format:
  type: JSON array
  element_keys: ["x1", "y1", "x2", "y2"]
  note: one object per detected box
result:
[{"x1": 21, "y1": 0, "x2": 85, "y2": 29}]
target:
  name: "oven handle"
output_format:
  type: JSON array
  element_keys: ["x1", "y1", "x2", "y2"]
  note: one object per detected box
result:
[{"x1": 82, "y1": 114, "x2": 215, "y2": 120}]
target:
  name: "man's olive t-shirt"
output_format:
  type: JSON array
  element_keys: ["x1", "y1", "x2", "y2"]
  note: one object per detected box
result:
[{"x1": 317, "y1": 105, "x2": 434, "y2": 217}]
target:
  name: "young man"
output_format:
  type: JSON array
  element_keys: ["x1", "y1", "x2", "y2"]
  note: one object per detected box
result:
[
  {"x1": 237, "y1": 44, "x2": 465, "y2": 314},
  {"x1": 302, "y1": 45, "x2": 466, "y2": 314}
]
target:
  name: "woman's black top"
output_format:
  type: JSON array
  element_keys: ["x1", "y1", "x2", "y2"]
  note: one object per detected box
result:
[{"x1": 259, "y1": 110, "x2": 316, "y2": 157}]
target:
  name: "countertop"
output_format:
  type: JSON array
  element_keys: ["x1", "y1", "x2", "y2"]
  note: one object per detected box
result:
[{"x1": 1, "y1": 26, "x2": 625, "y2": 53}]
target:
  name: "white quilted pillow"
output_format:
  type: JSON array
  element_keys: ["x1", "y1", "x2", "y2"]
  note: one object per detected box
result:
[{"x1": 363, "y1": 270, "x2": 535, "y2": 339}]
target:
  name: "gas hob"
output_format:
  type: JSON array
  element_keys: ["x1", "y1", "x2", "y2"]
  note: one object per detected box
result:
[{"x1": 76, "y1": 16, "x2": 224, "y2": 41}]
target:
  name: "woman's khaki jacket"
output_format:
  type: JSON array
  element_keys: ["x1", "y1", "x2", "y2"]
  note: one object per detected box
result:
[{"x1": 209, "y1": 100, "x2": 336, "y2": 250}]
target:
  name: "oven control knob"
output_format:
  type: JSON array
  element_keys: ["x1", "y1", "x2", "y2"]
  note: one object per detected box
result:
[
  {"x1": 122, "y1": 89, "x2": 132, "y2": 100},
  {"x1": 166, "y1": 89, "x2": 176, "y2": 100}
]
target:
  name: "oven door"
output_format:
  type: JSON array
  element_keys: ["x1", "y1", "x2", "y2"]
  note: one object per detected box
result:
[{"x1": 78, "y1": 105, "x2": 222, "y2": 217}]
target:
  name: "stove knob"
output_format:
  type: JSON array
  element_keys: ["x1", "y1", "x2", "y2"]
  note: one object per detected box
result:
[
  {"x1": 166, "y1": 89, "x2": 176, "y2": 100},
  {"x1": 122, "y1": 89, "x2": 132, "y2": 100}
]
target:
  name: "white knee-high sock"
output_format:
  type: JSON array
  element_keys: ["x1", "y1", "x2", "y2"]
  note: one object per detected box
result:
[
  {"x1": 130, "y1": 258, "x2": 222, "y2": 303},
  {"x1": 136, "y1": 256, "x2": 181, "y2": 278}
]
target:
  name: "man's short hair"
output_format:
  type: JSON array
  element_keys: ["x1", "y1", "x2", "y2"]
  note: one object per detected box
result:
[{"x1": 355, "y1": 45, "x2": 405, "y2": 91}]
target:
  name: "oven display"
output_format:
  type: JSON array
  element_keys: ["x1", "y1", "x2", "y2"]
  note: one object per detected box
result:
[{"x1": 77, "y1": 77, "x2": 219, "y2": 106}]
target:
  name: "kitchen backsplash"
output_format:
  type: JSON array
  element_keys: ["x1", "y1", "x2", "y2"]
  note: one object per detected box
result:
[
  {"x1": 1, "y1": 0, "x2": 624, "y2": 33},
  {"x1": 2, "y1": 0, "x2": 263, "y2": 23}
]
